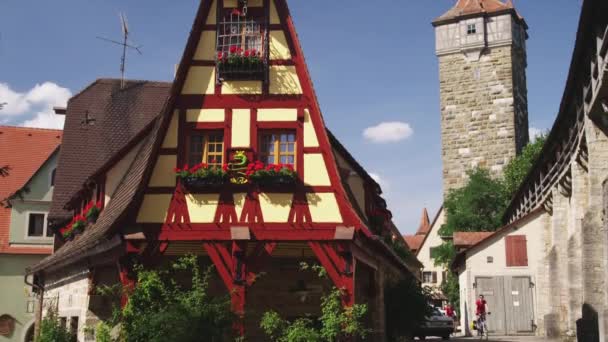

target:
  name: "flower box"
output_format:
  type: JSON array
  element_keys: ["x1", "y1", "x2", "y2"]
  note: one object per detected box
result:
[
  {"x1": 85, "y1": 201, "x2": 102, "y2": 224},
  {"x1": 217, "y1": 48, "x2": 266, "y2": 81},
  {"x1": 176, "y1": 163, "x2": 228, "y2": 190},
  {"x1": 247, "y1": 162, "x2": 297, "y2": 186}
]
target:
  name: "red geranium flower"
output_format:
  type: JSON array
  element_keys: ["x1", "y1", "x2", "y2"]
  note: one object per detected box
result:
[
  {"x1": 231, "y1": 8, "x2": 241, "y2": 16},
  {"x1": 230, "y1": 46, "x2": 238, "y2": 54},
  {"x1": 222, "y1": 164, "x2": 229, "y2": 172},
  {"x1": 244, "y1": 50, "x2": 250, "y2": 57},
  {"x1": 218, "y1": 52, "x2": 224, "y2": 60},
  {"x1": 274, "y1": 165, "x2": 282, "y2": 172},
  {"x1": 174, "y1": 167, "x2": 181, "y2": 173}
]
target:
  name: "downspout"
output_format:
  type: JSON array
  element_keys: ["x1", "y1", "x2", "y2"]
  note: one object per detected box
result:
[{"x1": 24, "y1": 272, "x2": 44, "y2": 340}]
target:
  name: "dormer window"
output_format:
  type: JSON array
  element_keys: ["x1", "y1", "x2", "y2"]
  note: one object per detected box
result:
[
  {"x1": 216, "y1": 7, "x2": 268, "y2": 82},
  {"x1": 467, "y1": 24, "x2": 477, "y2": 35}
]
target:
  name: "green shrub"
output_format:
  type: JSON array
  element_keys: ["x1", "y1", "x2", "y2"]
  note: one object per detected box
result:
[
  {"x1": 385, "y1": 276, "x2": 432, "y2": 340},
  {"x1": 37, "y1": 309, "x2": 73, "y2": 342},
  {"x1": 95, "y1": 322, "x2": 112, "y2": 342}
]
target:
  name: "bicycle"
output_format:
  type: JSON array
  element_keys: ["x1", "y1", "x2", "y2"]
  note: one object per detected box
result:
[{"x1": 476, "y1": 312, "x2": 491, "y2": 340}]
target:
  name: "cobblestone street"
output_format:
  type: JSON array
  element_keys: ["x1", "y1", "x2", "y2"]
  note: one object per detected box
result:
[{"x1": 420, "y1": 336, "x2": 556, "y2": 341}]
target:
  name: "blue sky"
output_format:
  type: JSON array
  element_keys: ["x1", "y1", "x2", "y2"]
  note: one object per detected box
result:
[{"x1": 0, "y1": 1, "x2": 582, "y2": 233}]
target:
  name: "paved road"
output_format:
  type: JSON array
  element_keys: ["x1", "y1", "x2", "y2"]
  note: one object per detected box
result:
[{"x1": 419, "y1": 336, "x2": 556, "y2": 341}]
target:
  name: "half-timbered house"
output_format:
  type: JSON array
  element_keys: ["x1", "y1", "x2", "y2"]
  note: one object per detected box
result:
[{"x1": 28, "y1": 1, "x2": 420, "y2": 340}]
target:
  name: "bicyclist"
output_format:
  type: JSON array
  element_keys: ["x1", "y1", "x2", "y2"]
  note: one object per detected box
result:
[{"x1": 475, "y1": 294, "x2": 488, "y2": 318}]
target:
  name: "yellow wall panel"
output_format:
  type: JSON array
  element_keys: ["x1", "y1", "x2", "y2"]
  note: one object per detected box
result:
[
  {"x1": 257, "y1": 108, "x2": 298, "y2": 122},
  {"x1": 232, "y1": 109, "x2": 251, "y2": 148},
  {"x1": 186, "y1": 109, "x2": 225, "y2": 122},
  {"x1": 270, "y1": 0, "x2": 280, "y2": 24},
  {"x1": 259, "y1": 193, "x2": 293, "y2": 222},
  {"x1": 307, "y1": 193, "x2": 343, "y2": 223},
  {"x1": 162, "y1": 111, "x2": 179, "y2": 148},
  {"x1": 206, "y1": 0, "x2": 217, "y2": 25},
  {"x1": 304, "y1": 154, "x2": 331, "y2": 186},
  {"x1": 149, "y1": 155, "x2": 177, "y2": 187},
  {"x1": 222, "y1": 81, "x2": 262, "y2": 95},
  {"x1": 186, "y1": 194, "x2": 220, "y2": 223},
  {"x1": 269, "y1": 66, "x2": 302, "y2": 95},
  {"x1": 270, "y1": 31, "x2": 291, "y2": 60},
  {"x1": 136, "y1": 194, "x2": 172, "y2": 223},
  {"x1": 194, "y1": 31, "x2": 217, "y2": 61},
  {"x1": 182, "y1": 67, "x2": 216, "y2": 95},
  {"x1": 303, "y1": 109, "x2": 319, "y2": 147},
  {"x1": 234, "y1": 193, "x2": 247, "y2": 220}
]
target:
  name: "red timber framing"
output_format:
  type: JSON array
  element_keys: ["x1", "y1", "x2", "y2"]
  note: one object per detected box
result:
[{"x1": 130, "y1": 0, "x2": 386, "y2": 335}]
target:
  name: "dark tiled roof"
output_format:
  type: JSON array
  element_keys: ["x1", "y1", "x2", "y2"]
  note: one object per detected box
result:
[
  {"x1": 29, "y1": 117, "x2": 162, "y2": 273},
  {"x1": 433, "y1": 0, "x2": 525, "y2": 26},
  {"x1": 453, "y1": 232, "x2": 494, "y2": 248},
  {"x1": 403, "y1": 235, "x2": 425, "y2": 252},
  {"x1": 49, "y1": 79, "x2": 171, "y2": 225},
  {"x1": 415, "y1": 208, "x2": 431, "y2": 235}
]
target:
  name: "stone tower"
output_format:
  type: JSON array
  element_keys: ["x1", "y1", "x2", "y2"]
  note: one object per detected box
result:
[{"x1": 433, "y1": 0, "x2": 529, "y2": 195}]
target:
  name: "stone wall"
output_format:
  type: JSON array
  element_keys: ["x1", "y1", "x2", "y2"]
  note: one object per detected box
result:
[{"x1": 438, "y1": 45, "x2": 528, "y2": 194}]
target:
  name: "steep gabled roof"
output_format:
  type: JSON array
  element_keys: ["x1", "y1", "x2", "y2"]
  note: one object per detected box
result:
[
  {"x1": 0, "y1": 126, "x2": 62, "y2": 254},
  {"x1": 453, "y1": 232, "x2": 494, "y2": 249},
  {"x1": 404, "y1": 235, "x2": 425, "y2": 253},
  {"x1": 433, "y1": 0, "x2": 525, "y2": 27},
  {"x1": 403, "y1": 205, "x2": 444, "y2": 256},
  {"x1": 415, "y1": 208, "x2": 431, "y2": 235},
  {"x1": 49, "y1": 79, "x2": 171, "y2": 225}
]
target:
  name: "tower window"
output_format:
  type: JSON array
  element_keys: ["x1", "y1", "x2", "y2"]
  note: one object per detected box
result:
[{"x1": 467, "y1": 24, "x2": 477, "y2": 35}]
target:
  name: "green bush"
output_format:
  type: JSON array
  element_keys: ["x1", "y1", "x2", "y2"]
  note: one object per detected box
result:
[
  {"x1": 37, "y1": 309, "x2": 73, "y2": 342},
  {"x1": 97, "y1": 255, "x2": 234, "y2": 342},
  {"x1": 95, "y1": 322, "x2": 112, "y2": 342}
]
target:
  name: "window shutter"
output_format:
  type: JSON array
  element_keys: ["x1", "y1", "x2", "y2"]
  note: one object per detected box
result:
[
  {"x1": 432, "y1": 272, "x2": 438, "y2": 284},
  {"x1": 506, "y1": 235, "x2": 528, "y2": 267}
]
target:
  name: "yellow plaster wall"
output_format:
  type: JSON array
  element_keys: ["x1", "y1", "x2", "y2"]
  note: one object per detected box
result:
[
  {"x1": 232, "y1": 109, "x2": 251, "y2": 147},
  {"x1": 303, "y1": 109, "x2": 319, "y2": 147},
  {"x1": 137, "y1": 194, "x2": 172, "y2": 223},
  {"x1": 257, "y1": 108, "x2": 297, "y2": 122},
  {"x1": 304, "y1": 154, "x2": 331, "y2": 186},
  {"x1": 182, "y1": 67, "x2": 216, "y2": 95},
  {"x1": 306, "y1": 193, "x2": 342, "y2": 223},
  {"x1": 221, "y1": 81, "x2": 262, "y2": 95},
  {"x1": 186, "y1": 194, "x2": 220, "y2": 223},
  {"x1": 206, "y1": 0, "x2": 217, "y2": 25},
  {"x1": 149, "y1": 155, "x2": 177, "y2": 187},
  {"x1": 186, "y1": 109, "x2": 225, "y2": 122},
  {"x1": 162, "y1": 111, "x2": 179, "y2": 148},
  {"x1": 194, "y1": 31, "x2": 217, "y2": 61},
  {"x1": 270, "y1": 31, "x2": 291, "y2": 60},
  {"x1": 259, "y1": 193, "x2": 293, "y2": 222},
  {"x1": 234, "y1": 193, "x2": 247, "y2": 220},
  {"x1": 269, "y1": 66, "x2": 302, "y2": 95},
  {"x1": 270, "y1": 0, "x2": 280, "y2": 24}
]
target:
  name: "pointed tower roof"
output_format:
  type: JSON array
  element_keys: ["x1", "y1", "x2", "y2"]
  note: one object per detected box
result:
[
  {"x1": 433, "y1": 0, "x2": 524, "y2": 26},
  {"x1": 415, "y1": 208, "x2": 431, "y2": 236}
]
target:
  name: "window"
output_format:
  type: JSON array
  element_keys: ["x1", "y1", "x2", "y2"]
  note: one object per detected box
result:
[
  {"x1": 467, "y1": 24, "x2": 477, "y2": 35},
  {"x1": 259, "y1": 132, "x2": 296, "y2": 166},
  {"x1": 27, "y1": 213, "x2": 45, "y2": 237},
  {"x1": 50, "y1": 168, "x2": 56, "y2": 187},
  {"x1": 505, "y1": 235, "x2": 528, "y2": 267},
  {"x1": 188, "y1": 132, "x2": 224, "y2": 167},
  {"x1": 422, "y1": 271, "x2": 438, "y2": 284},
  {"x1": 69, "y1": 316, "x2": 79, "y2": 337},
  {"x1": 487, "y1": 256, "x2": 494, "y2": 264}
]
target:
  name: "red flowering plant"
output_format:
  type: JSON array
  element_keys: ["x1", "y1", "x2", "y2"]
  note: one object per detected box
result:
[
  {"x1": 217, "y1": 46, "x2": 262, "y2": 69},
  {"x1": 247, "y1": 161, "x2": 297, "y2": 185},
  {"x1": 59, "y1": 214, "x2": 86, "y2": 240},
  {"x1": 175, "y1": 162, "x2": 229, "y2": 187},
  {"x1": 84, "y1": 200, "x2": 102, "y2": 223}
]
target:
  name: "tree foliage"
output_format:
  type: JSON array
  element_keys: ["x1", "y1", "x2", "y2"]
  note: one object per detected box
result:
[
  {"x1": 503, "y1": 135, "x2": 547, "y2": 197},
  {"x1": 37, "y1": 308, "x2": 74, "y2": 342},
  {"x1": 384, "y1": 276, "x2": 433, "y2": 341},
  {"x1": 441, "y1": 272, "x2": 460, "y2": 315},
  {"x1": 440, "y1": 168, "x2": 509, "y2": 237},
  {"x1": 98, "y1": 256, "x2": 234, "y2": 342}
]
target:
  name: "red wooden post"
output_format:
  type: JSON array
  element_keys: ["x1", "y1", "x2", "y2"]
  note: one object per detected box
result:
[
  {"x1": 117, "y1": 261, "x2": 136, "y2": 308},
  {"x1": 308, "y1": 242, "x2": 355, "y2": 307}
]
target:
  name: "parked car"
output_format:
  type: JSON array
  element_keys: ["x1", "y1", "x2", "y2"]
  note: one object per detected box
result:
[{"x1": 413, "y1": 307, "x2": 455, "y2": 340}]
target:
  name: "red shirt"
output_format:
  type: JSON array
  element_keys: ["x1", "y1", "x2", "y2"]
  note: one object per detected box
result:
[
  {"x1": 476, "y1": 299, "x2": 487, "y2": 315},
  {"x1": 445, "y1": 305, "x2": 454, "y2": 317}
]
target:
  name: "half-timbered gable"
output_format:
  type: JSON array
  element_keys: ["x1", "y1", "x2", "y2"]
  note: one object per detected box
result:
[{"x1": 30, "y1": 2, "x2": 419, "y2": 340}]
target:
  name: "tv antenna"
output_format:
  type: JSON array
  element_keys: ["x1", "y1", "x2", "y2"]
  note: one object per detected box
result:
[{"x1": 97, "y1": 13, "x2": 143, "y2": 89}]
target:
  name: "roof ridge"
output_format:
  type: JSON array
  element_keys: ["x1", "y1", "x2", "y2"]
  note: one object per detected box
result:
[{"x1": 0, "y1": 125, "x2": 63, "y2": 133}]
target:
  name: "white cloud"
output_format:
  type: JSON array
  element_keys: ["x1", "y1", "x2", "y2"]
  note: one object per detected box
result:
[
  {"x1": 363, "y1": 121, "x2": 413, "y2": 143},
  {"x1": 0, "y1": 82, "x2": 71, "y2": 129},
  {"x1": 529, "y1": 127, "x2": 545, "y2": 141}
]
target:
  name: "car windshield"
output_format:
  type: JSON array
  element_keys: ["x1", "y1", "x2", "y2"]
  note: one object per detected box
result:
[{"x1": 431, "y1": 308, "x2": 442, "y2": 316}]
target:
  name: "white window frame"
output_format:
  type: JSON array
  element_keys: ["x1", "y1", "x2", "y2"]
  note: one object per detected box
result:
[
  {"x1": 467, "y1": 24, "x2": 477, "y2": 35},
  {"x1": 24, "y1": 211, "x2": 52, "y2": 240}
]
